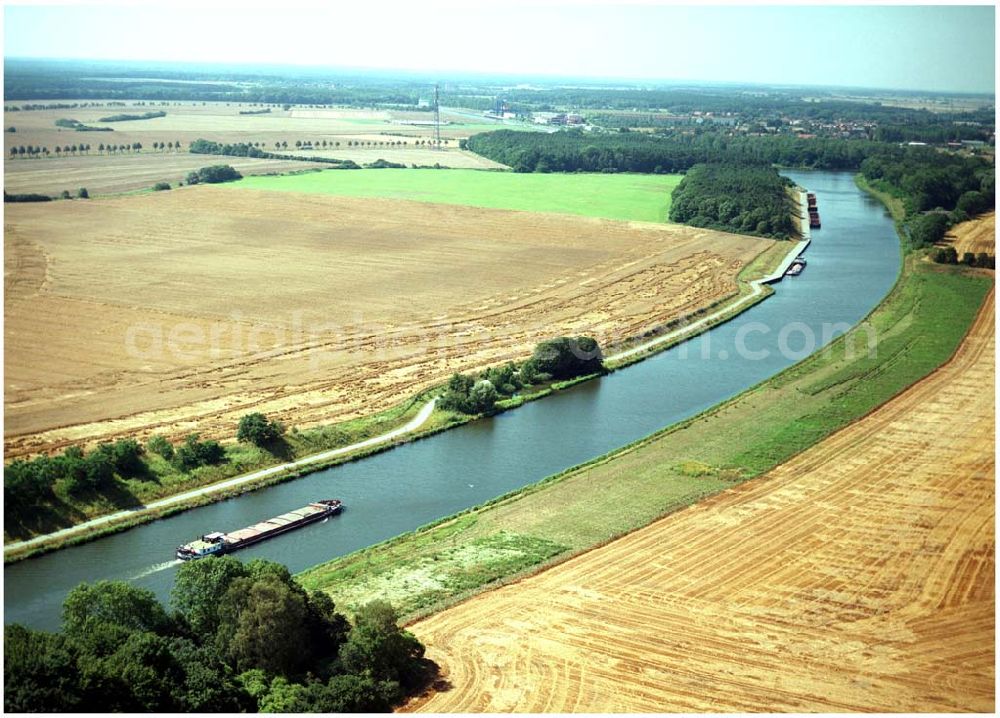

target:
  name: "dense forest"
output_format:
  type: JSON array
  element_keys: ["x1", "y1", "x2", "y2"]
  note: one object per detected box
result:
[
  {"x1": 874, "y1": 122, "x2": 992, "y2": 144},
  {"x1": 4, "y1": 557, "x2": 428, "y2": 712},
  {"x1": 465, "y1": 129, "x2": 994, "y2": 247},
  {"x1": 859, "y1": 146, "x2": 995, "y2": 249},
  {"x1": 860, "y1": 146, "x2": 994, "y2": 216},
  {"x1": 669, "y1": 164, "x2": 795, "y2": 239},
  {"x1": 465, "y1": 129, "x2": 878, "y2": 173}
]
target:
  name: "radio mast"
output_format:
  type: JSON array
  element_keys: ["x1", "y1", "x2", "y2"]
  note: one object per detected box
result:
[{"x1": 434, "y1": 83, "x2": 441, "y2": 150}]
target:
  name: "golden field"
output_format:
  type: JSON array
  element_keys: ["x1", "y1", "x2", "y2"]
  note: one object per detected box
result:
[
  {"x1": 4, "y1": 186, "x2": 768, "y2": 456},
  {"x1": 408, "y1": 293, "x2": 995, "y2": 713}
]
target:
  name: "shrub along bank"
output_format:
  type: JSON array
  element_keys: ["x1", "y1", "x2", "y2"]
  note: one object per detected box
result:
[{"x1": 440, "y1": 336, "x2": 605, "y2": 415}]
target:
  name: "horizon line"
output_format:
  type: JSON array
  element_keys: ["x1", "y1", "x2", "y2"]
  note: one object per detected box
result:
[{"x1": 4, "y1": 56, "x2": 996, "y2": 99}]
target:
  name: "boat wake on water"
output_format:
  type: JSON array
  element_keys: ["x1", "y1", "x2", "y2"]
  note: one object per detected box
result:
[{"x1": 129, "y1": 559, "x2": 183, "y2": 580}]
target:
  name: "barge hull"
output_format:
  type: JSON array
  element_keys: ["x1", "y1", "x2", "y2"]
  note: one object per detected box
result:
[{"x1": 177, "y1": 500, "x2": 342, "y2": 559}]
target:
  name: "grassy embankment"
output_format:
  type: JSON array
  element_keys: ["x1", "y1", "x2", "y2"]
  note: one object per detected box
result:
[
  {"x1": 855, "y1": 174, "x2": 907, "y2": 224},
  {"x1": 232, "y1": 168, "x2": 683, "y2": 223},
  {"x1": 299, "y1": 236, "x2": 992, "y2": 622}
]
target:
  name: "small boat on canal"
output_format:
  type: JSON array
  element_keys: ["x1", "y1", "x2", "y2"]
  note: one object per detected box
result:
[{"x1": 785, "y1": 257, "x2": 807, "y2": 277}]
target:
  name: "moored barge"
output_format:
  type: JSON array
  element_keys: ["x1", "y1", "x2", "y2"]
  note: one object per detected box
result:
[
  {"x1": 785, "y1": 257, "x2": 807, "y2": 276},
  {"x1": 807, "y1": 192, "x2": 821, "y2": 228},
  {"x1": 176, "y1": 499, "x2": 343, "y2": 560}
]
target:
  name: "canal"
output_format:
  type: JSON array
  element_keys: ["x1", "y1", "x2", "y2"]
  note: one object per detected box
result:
[{"x1": 4, "y1": 170, "x2": 901, "y2": 630}]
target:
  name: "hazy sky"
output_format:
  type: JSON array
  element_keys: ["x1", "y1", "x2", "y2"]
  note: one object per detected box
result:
[{"x1": 2, "y1": 1, "x2": 996, "y2": 93}]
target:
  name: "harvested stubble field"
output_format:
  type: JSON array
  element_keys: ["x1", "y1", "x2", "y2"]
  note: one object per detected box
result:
[
  {"x1": 407, "y1": 294, "x2": 995, "y2": 713},
  {"x1": 2, "y1": 102, "x2": 492, "y2": 149},
  {"x1": 4, "y1": 186, "x2": 769, "y2": 457},
  {"x1": 2, "y1": 153, "x2": 320, "y2": 196},
  {"x1": 947, "y1": 211, "x2": 996, "y2": 256},
  {"x1": 3, "y1": 101, "x2": 511, "y2": 194}
]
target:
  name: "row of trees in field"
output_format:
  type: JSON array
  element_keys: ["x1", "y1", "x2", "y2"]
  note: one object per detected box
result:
[
  {"x1": 7, "y1": 137, "x2": 451, "y2": 162},
  {"x1": 932, "y1": 246, "x2": 995, "y2": 267},
  {"x1": 441, "y1": 337, "x2": 605, "y2": 415},
  {"x1": 4, "y1": 557, "x2": 428, "y2": 712},
  {"x1": 97, "y1": 110, "x2": 166, "y2": 123},
  {"x1": 5, "y1": 188, "x2": 88, "y2": 202},
  {"x1": 187, "y1": 139, "x2": 360, "y2": 168},
  {"x1": 7, "y1": 141, "x2": 169, "y2": 158},
  {"x1": 669, "y1": 163, "x2": 796, "y2": 239}
]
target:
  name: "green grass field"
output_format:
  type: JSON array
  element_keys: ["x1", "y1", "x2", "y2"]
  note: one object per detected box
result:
[
  {"x1": 299, "y1": 257, "x2": 992, "y2": 618},
  {"x1": 232, "y1": 169, "x2": 682, "y2": 223}
]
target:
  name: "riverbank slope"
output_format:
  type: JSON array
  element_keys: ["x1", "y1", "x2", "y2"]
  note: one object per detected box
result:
[
  {"x1": 407, "y1": 285, "x2": 995, "y2": 713},
  {"x1": 300, "y1": 201, "x2": 991, "y2": 626}
]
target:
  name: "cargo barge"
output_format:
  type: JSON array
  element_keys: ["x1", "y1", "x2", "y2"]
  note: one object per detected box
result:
[
  {"x1": 176, "y1": 499, "x2": 343, "y2": 560},
  {"x1": 807, "y1": 192, "x2": 821, "y2": 228}
]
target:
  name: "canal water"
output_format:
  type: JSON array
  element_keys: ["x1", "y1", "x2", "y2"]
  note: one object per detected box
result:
[{"x1": 4, "y1": 171, "x2": 901, "y2": 630}]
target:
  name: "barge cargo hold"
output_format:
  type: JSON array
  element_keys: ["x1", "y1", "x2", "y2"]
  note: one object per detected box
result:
[
  {"x1": 176, "y1": 499, "x2": 343, "y2": 560},
  {"x1": 807, "y1": 193, "x2": 821, "y2": 229}
]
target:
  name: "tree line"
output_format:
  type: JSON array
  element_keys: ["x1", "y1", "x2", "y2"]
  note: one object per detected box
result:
[
  {"x1": 187, "y1": 139, "x2": 360, "y2": 169},
  {"x1": 874, "y1": 123, "x2": 992, "y2": 144},
  {"x1": 4, "y1": 434, "x2": 225, "y2": 523},
  {"x1": 4, "y1": 60, "x2": 429, "y2": 107},
  {"x1": 8, "y1": 142, "x2": 164, "y2": 159},
  {"x1": 932, "y1": 246, "x2": 995, "y2": 268},
  {"x1": 860, "y1": 145, "x2": 994, "y2": 249},
  {"x1": 464, "y1": 129, "x2": 879, "y2": 174},
  {"x1": 860, "y1": 145, "x2": 993, "y2": 217},
  {"x1": 447, "y1": 86, "x2": 988, "y2": 126},
  {"x1": 669, "y1": 163, "x2": 796, "y2": 239},
  {"x1": 4, "y1": 557, "x2": 428, "y2": 712},
  {"x1": 54, "y1": 118, "x2": 113, "y2": 132},
  {"x1": 97, "y1": 110, "x2": 167, "y2": 122}
]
